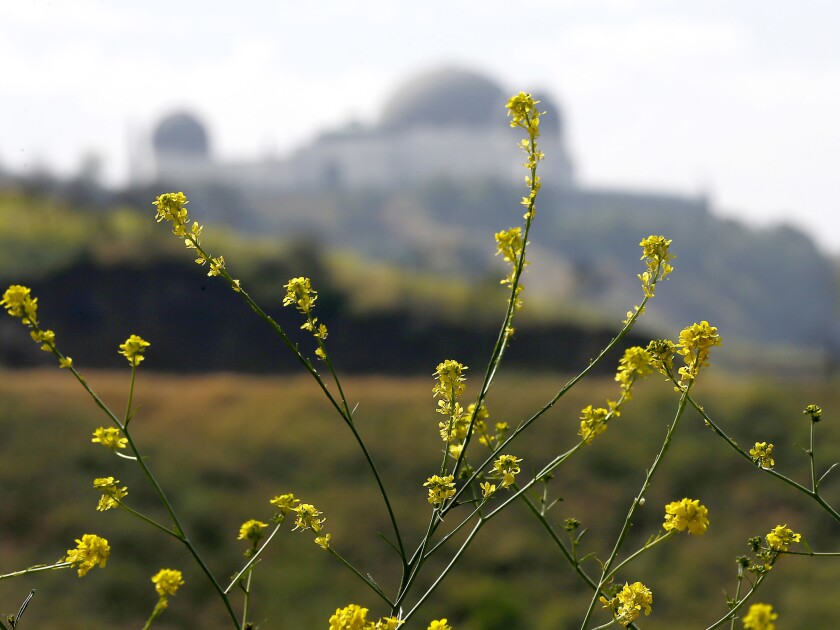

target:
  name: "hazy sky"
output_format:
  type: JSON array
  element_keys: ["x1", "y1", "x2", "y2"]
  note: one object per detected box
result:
[{"x1": 3, "y1": 1, "x2": 840, "y2": 253}]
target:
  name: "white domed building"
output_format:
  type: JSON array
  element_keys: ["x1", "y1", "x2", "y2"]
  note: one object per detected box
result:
[{"x1": 142, "y1": 67, "x2": 575, "y2": 192}]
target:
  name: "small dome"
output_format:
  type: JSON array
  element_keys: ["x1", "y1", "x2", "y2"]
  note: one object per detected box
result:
[
  {"x1": 152, "y1": 112, "x2": 210, "y2": 157},
  {"x1": 381, "y1": 68, "x2": 507, "y2": 131}
]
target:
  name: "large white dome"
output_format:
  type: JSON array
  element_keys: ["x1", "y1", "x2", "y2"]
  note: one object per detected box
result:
[{"x1": 381, "y1": 67, "x2": 508, "y2": 131}]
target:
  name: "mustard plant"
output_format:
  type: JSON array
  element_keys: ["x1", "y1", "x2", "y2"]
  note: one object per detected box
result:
[{"x1": 2, "y1": 88, "x2": 840, "y2": 630}]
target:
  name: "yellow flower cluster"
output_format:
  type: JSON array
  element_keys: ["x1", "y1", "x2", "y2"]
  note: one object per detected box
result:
[
  {"x1": 766, "y1": 524, "x2": 801, "y2": 551},
  {"x1": 65, "y1": 533, "x2": 110, "y2": 577},
  {"x1": 433, "y1": 359, "x2": 468, "y2": 401},
  {"x1": 153, "y1": 192, "x2": 242, "y2": 290},
  {"x1": 152, "y1": 192, "x2": 190, "y2": 236},
  {"x1": 676, "y1": 320, "x2": 722, "y2": 387},
  {"x1": 283, "y1": 276, "x2": 318, "y2": 314},
  {"x1": 615, "y1": 346, "x2": 653, "y2": 399},
  {"x1": 91, "y1": 426, "x2": 127, "y2": 451},
  {"x1": 803, "y1": 403, "x2": 822, "y2": 423},
  {"x1": 270, "y1": 492, "x2": 300, "y2": 517},
  {"x1": 495, "y1": 227, "x2": 528, "y2": 296},
  {"x1": 492, "y1": 454, "x2": 523, "y2": 488},
  {"x1": 578, "y1": 404, "x2": 610, "y2": 445},
  {"x1": 424, "y1": 474, "x2": 456, "y2": 506},
  {"x1": 750, "y1": 442, "x2": 775, "y2": 469},
  {"x1": 328, "y1": 603, "x2": 403, "y2": 630},
  {"x1": 600, "y1": 581, "x2": 653, "y2": 627},
  {"x1": 579, "y1": 346, "x2": 654, "y2": 445},
  {"x1": 427, "y1": 621, "x2": 453, "y2": 630},
  {"x1": 2, "y1": 285, "x2": 72, "y2": 366},
  {"x1": 93, "y1": 477, "x2": 128, "y2": 512},
  {"x1": 238, "y1": 519, "x2": 269, "y2": 544},
  {"x1": 506, "y1": 92, "x2": 544, "y2": 174},
  {"x1": 283, "y1": 276, "x2": 329, "y2": 359},
  {"x1": 293, "y1": 503, "x2": 325, "y2": 533},
  {"x1": 638, "y1": 235, "x2": 675, "y2": 298},
  {"x1": 151, "y1": 568, "x2": 185, "y2": 598},
  {"x1": 433, "y1": 360, "x2": 469, "y2": 441},
  {"x1": 1, "y1": 284, "x2": 39, "y2": 324},
  {"x1": 118, "y1": 334, "x2": 151, "y2": 367},
  {"x1": 646, "y1": 339, "x2": 675, "y2": 376},
  {"x1": 742, "y1": 603, "x2": 777, "y2": 630},
  {"x1": 663, "y1": 498, "x2": 709, "y2": 535}
]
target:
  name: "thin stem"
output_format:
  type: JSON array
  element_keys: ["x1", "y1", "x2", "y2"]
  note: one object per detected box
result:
[
  {"x1": 328, "y1": 548, "x2": 394, "y2": 608},
  {"x1": 403, "y1": 520, "x2": 483, "y2": 621},
  {"x1": 208, "y1": 259, "x2": 406, "y2": 563},
  {"x1": 241, "y1": 567, "x2": 253, "y2": 628},
  {"x1": 124, "y1": 363, "x2": 137, "y2": 428},
  {"x1": 705, "y1": 567, "x2": 773, "y2": 630},
  {"x1": 681, "y1": 389, "x2": 840, "y2": 523},
  {"x1": 225, "y1": 523, "x2": 283, "y2": 594},
  {"x1": 445, "y1": 296, "x2": 651, "y2": 517},
  {"x1": 118, "y1": 502, "x2": 178, "y2": 538},
  {"x1": 58, "y1": 362, "x2": 241, "y2": 629},
  {"x1": 580, "y1": 386, "x2": 691, "y2": 629},
  {"x1": 0, "y1": 562, "x2": 71, "y2": 581},
  {"x1": 809, "y1": 419, "x2": 817, "y2": 491},
  {"x1": 604, "y1": 531, "x2": 673, "y2": 583}
]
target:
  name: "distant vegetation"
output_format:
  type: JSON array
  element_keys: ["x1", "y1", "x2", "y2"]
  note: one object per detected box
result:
[
  {"x1": 2, "y1": 178, "x2": 837, "y2": 375},
  {"x1": 0, "y1": 369, "x2": 838, "y2": 628},
  {"x1": 0, "y1": 189, "x2": 647, "y2": 374}
]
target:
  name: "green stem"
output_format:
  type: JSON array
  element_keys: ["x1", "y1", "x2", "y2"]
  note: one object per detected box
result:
[
  {"x1": 444, "y1": 294, "x2": 651, "y2": 517},
  {"x1": 0, "y1": 562, "x2": 71, "y2": 581},
  {"x1": 118, "y1": 502, "x2": 178, "y2": 538},
  {"x1": 682, "y1": 389, "x2": 840, "y2": 523},
  {"x1": 225, "y1": 523, "x2": 283, "y2": 594},
  {"x1": 809, "y1": 419, "x2": 817, "y2": 491},
  {"x1": 705, "y1": 564, "x2": 774, "y2": 630},
  {"x1": 241, "y1": 566, "x2": 253, "y2": 628},
  {"x1": 58, "y1": 362, "x2": 241, "y2": 629},
  {"x1": 209, "y1": 260, "x2": 406, "y2": 564},
  {"x1": 604, "y1": 531, "x2": 673, "y2": 583},
  {"x1": 328, "y1": 548, "x2": 394, "y2": 608},
  {"x1": 403, "y1": 520, "x2": 483, "y2": 622},
  {"x1": 580, "y1": 386, "x2": 691, "y2": 629},
  {"x1": 124, "y1": 363, "x2": 137, "y2": 428}
]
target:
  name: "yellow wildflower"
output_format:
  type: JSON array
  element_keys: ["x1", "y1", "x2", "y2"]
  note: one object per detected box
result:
[
  {"x1": 663, "y1": 498, "x2": 709, "y2": 535},
  {"x1": 749, "y1": 442, "x2": 774, "y2": 469},
  {"x1": 29, "y1": 328, "x2": 55, "y2": 352},
  {"x1": 676, "y1": 321, "x2": 721, "y2": 385},
  {"x1": 91, "y1": 427, "x2": 127, "y2": 451},
  {"x1": 93, "y1": 477, "x2": 127, "y2": 511},
  {"x1": 293, "y1": 503, "x2": 325, "y2": 533},
  {"x1": 1, "y1": 285, "x2": 38, "y2": 324},
  {"x1": 615, "y1": 346, "x2": 653, "y2": 397},
  {"x1": 152, "y1": 192, "x2": 190, "y2": 237},
  {"x1": 742, "y1": 603, "x2": 777, "y2": 630},
  {"x1": 151, "y1": 568, "x2": 184, "y2": 597},
  {"x1": 424, "y1": 474, "x2": 456, "y2": 506},
  {"x1": 328, "y1": 603, "x2": 371, "y2": 630},
  {"x1": 766, "y1": 525, "x2": 801, "y2": 551},
  {"x1": 283, "y1": 277, "x2": 317, "y2": 314},
  {"x1": 579, "y1": 405, "x2": 609, "y2": 445},
  {"x1": 315, "y1": 534, "x2": 331, "y2": 550},
  {"x1": 65, "y1": 534, "x2": 110, "y2": 577},
  {"x1": 427, "y1": 620, "x2": 454, "y2": 630},
  {"x1": 492, "y1": 454, "x2": 523, "y2": 488},
  {"x1": 118, "y1": 334, "x2": 150, "y2": 366},
  {"x1": 270, "y1": 493, "x2": 300, "y2": 516},
  {"x1": 601, "y1": 581, "x2": 652, "y2": 627},
  {"x1": 238, "y1": 519, "x2": 268, "y2": 544}
]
